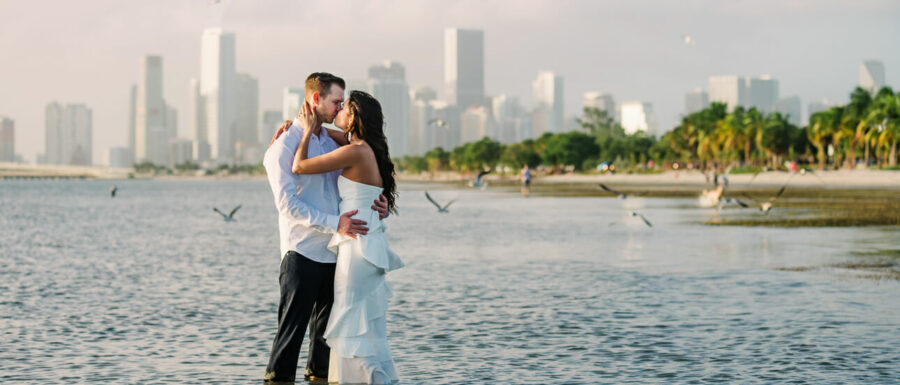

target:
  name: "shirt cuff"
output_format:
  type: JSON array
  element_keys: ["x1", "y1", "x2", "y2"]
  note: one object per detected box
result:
[{"x1": 325, "y1": 214, "x2": 340, "y2": 234}]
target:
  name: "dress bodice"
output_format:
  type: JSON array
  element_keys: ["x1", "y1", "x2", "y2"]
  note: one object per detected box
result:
[
  {"x1": 336, "y1": 175, "x2": 386, "y2": 232},
  {"x1": 327, "y1": 175, "x2": 403, "y2": 272}
]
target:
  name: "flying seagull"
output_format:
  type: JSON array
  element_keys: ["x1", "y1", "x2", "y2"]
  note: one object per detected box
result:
[
  {"x1": 598, "y1": 184, "x2": 645, "y2": 199},
  {"x1": 608, "y1": 211, "x2": 653, "y2": 228},
  {"x1": 425, "y1": 191, "x2": 456, "y2": 213},
  {"x1": 682, "y1": 34, "x2": 696, "y2": 47},
  {"x1": 110, "y1": 186, "x2": 118, "y2": 198},
  {"x1": 631, "y1": 211, "x2": 653, "y2": 227},
  {"x1": 214, "y1": 205, "x2": 242, "y2": 222},
  {"x1": 470, "y1": 170, "x2": 491, "y2": 189},
  {"x1": 741, "y1": 184, "x2": 789, "y2": 214},
  {"x1": 427, "y1": 119, "x2": 449, "y2": 129}
]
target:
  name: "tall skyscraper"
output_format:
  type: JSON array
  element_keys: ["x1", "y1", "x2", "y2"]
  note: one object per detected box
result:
[
  {"x1": 409, "y1": 87, "x2": 438, "y2": 155},
  {"x1": 860, "y1": 60, "x2": 885, "y2": 92},
  {"x1": 188, "y1": 78, "x2": 209, "y2": 163},
  {"x1": 283, "y1": 87, "x2": 304, "y2": 121},
  {"x1": 684, "y1": 88, "x2": 709, "y2": 114},
  {"x1": 201, "y1": 28, "x2": 236, "y2": 164},
  {"x1": 64, "y1": 104, "x2": 93, "y2": 165},
  {"x1": 708, "y1": 75, "x2": 747, "y2": 111},
  {"x1": 775, "y1": 96, "x2": 803, "y2": 126},
  {"x1": 45, "y1": 102, "x2": 63, "y2": 165},
  {"x1": 234, "y1": 73, "x2": 259, "y2": 145},
  {"x1": 368, "y1": 61, "x2": 410, "y2": 156},
  {"x1": 135, "y1": 55, "x2": 167, "y2": 165},
  {"x1": 747, "y1": 75, "x2": 779, "y2": 112},
  {"x1": 128, "y1": 84, "x2": 136, "y2": 165},
  {"x1": 0, "y1": 117, "x2": 13, "y2": 162},
  {"x1": 444, "y1": 28, "x2": 485, "y2": 109},
  {"x1": 492, "y1": 95, "x2": 529, "y2": 144},
  {"x1": 106, "y1": 147, "x2": 131, "y2": 168},
  {"x1": 461, "y1": 105, "x2": 492, "y2": 144},
  {"x1": 532, "y1": 71, "x2": 564, "y2": 136},
  {"x1": 431, "y1": 101, "x2": 461, "y2": 149},
  {"x1": 620, "y1": 101, "x2": 656, "y2": 136},
  {"x1": 166, "y1": 105, "x2": 178, "y2": 140},
  {"x1": 582, "y1": 92, "x2": 616, "y2": 117},
  {"x1": 260, "y1": 109, "x2": 283, "y2": 145}
]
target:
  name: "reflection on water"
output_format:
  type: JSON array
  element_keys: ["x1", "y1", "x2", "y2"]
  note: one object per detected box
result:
[{"x1": 1, "y1": 180, "x2": 898, "y2": 383}]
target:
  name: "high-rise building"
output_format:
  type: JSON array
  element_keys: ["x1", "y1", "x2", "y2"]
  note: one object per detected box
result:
[
  {"x1": 583, "y1": 92, "x2": 616, "y2": 117},
  {"x1": 775, "y1": 96, "x2": 803, "y2": 126},
  {"x1": 106, "y1": 147, "x2": 131, "y2": 168},
  {"x1": 234, "y1": 73, "x2": 259, "y2": 146},
  {"x1": 461, "y1": 105, "x2": 492, "y2": 144},
  {"x1": 620, "y1": 101, "x2": 656, "y2": 136},
  {"x1": 128, "y1": 84, "x2": 136, "y2": 165},
  {"x1": 135, "y1": 55, "x2": 167, "y2": 165},
  {"x1": 808, "y1": 99, "x2": 837, "y2": 120},
  {"x1": 444, "y1": 28, "x2": 485, "y2": 109},
  {"x1": 166, "y1": 105, "x2": 178, "y2": 140},
  {"x1": 260, "y1": 109, "x2": 283, "y2": 145},
  {"x1": 201, "y1": 28, "x2": 236, "y2": 164},
  {"x1": 492, "y1": 95, "x2": 529, "y2": 144},
  {"x1": 532, "y1": 71, "x2": 564, "y2": 135},
  {"x1": 45, "y1": 102, "x2": 63, "y2": 165},
  {"x1": 169, "y1": 138, "x2": 194, "y2": 168},
  {"x1": 409, "y1": 87, "x2": 438, "y2": 155},
  {"x1": 860, "y1": 60, "x2": 885, "y2": 92},
  {"x1": 188, "y1": 78, "x2": 208, "y2": 163},
  {"x1": 684, "y1": 88, "x2": 709, "y2": 114},
  {"x1": 708, "y1": 75, "x2": 748, "y2": 111},
  {"x1": 747, "y1": 75, "x2": 779, "y2": 112},
  {"x1": 0, "y1": 117, "x2": 13, "y2": 162},
  {"x1": 431, "y1": 101, "x2": 461, "y2": 149},
  {"x1": 368, "y1": 61, "x2": 410, "y2": 157},
  {"x1": 63, "y1": 104, "x2": 92, "y2": 165},
  {"x1": 283, "y1": 87, "x2": 304, "y2": 121}
]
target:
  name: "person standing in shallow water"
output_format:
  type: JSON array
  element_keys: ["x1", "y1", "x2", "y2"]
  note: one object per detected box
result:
[
  {"x1": 521, "y1": 164, "x2": 532, "y2": 197},
  {"x1": 262, "y1": 72, "x2": 390, "y2": 383}
]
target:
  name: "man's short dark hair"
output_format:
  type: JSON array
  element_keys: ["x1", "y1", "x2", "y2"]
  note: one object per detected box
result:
[{"x1": 305, "y1": 72, "x2": 346, "y2": 97}]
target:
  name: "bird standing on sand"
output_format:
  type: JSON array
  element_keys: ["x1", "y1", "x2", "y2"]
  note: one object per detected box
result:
[
  {"x1": 214, "y1": 205, "x2": 242, "y2": 222},
  {"x1": 110, "y1": 186, "x2": 118, "y2": 198},
  {"x1": 425, "y1": 191, "x2": 456, "y2": 213}
]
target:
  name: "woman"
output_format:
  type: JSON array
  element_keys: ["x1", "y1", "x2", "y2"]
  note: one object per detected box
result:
[{"x1": 292, "y1": 90, "x2": 403, "y2": 385}]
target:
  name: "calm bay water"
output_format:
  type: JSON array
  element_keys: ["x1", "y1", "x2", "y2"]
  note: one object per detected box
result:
[{"x1": 1, "y1": 179, "x2": 898, "y2": 384}]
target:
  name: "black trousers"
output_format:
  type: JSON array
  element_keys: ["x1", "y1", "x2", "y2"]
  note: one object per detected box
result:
[{"x1": 265, "y1": 251, "x2": 335, "y2": 381}]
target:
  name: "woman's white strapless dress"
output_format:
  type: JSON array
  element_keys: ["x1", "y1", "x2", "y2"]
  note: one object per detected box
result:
[{"x1": 325, "y1": 175, "x2": 404, "y2": 384}]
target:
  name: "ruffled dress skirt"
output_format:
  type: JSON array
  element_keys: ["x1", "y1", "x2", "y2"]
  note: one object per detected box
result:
[{"x1": 325, "y1": 222, "x2": 403, "y2": 384}]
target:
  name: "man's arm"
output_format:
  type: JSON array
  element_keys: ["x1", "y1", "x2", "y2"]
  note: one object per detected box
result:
[{"x1": 264, "y1": 138, "x2": 342, "y2": 233}]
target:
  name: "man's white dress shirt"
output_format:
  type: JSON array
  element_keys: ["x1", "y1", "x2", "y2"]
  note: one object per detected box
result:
[{"x1": 263, "y1": 121, "x2": 342, "y2": 263}]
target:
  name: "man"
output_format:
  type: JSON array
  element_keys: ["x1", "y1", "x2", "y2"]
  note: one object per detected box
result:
[
  {"x1": 520, "y1": 164, "x2": 531, "y2": 197},
  {"x1": 262, "y1": 72, "x2": 389, "y2": 383}
]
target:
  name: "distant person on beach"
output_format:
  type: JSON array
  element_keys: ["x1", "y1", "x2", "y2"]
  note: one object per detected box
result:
[
  {"x1": 521, "y1": 164, "x2": 531, "y2": 197},
  {"x1": 262, "y1": 72, "x2": 390, "y2": 383}
]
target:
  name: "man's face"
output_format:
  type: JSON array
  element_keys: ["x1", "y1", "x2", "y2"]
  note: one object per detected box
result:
[{"x1": 314, "y1": 84, "x2": 345, "y2": 124}]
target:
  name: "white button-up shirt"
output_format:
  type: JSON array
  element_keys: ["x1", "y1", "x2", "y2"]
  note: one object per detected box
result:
[{"x1": 263, "y1": 120, "x2": 342, "y2": 263}]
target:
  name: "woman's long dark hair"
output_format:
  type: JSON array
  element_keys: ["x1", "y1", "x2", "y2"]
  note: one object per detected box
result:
[{"x1": 345, "y1": 90, "x2": 398, "y2": 213}]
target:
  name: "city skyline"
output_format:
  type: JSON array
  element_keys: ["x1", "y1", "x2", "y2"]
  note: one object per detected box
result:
[{"x1": 1, "y1": 0, "x2": 898, "y2": 163}]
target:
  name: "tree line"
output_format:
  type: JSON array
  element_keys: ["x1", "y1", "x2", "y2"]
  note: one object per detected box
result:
[{"x1": 396, "y1": 85, "x2": 900, "y2": 174}]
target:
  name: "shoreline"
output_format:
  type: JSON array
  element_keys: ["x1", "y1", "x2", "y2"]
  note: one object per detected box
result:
[{"x1": 397, "y1": 169, "x2": 900, "y2": 190}]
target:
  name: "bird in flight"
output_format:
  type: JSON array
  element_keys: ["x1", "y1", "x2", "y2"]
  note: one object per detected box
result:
[
  {"x1": 214, "y1": 205, "x2": 242, "y2": 222},
  {"x1": 425, "y1": 191, "x2": 456, "y2": 213}
]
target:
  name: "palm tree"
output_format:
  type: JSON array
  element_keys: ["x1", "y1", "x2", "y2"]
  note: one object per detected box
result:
[
  {"x1": 809, "y1": 107, "x2": 842, "y2": 170},
  {"x1": 744, "y1": 107, "x2": 766, "y2": 166},
  {"x1": 840, "y1": 87, "x2": 874, "y2": 168}
]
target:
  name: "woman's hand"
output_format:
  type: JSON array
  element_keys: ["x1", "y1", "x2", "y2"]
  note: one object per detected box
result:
[{"x1": 298, "y1": 100, "x2": 320, "y2": 134}]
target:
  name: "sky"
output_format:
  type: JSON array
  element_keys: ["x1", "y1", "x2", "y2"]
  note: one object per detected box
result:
[{"x1": 1, "y1": 0, "x2": 898, "y2": 164}]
